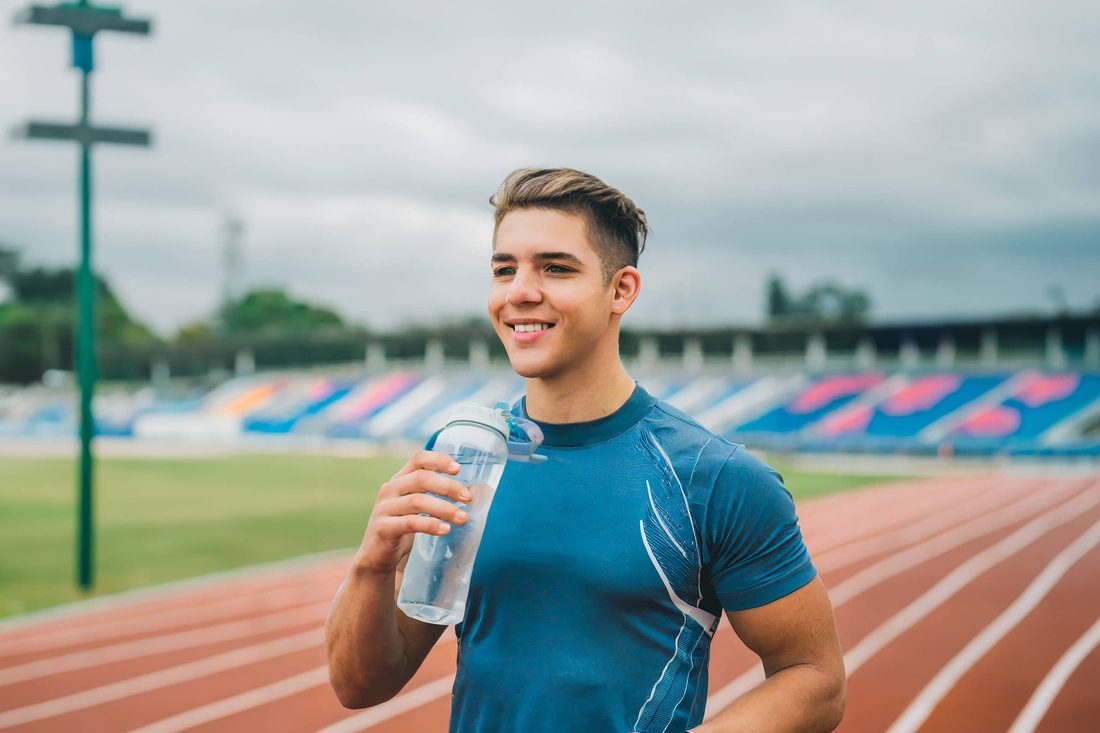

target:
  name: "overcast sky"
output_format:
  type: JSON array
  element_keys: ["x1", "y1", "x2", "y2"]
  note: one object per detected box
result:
[{"x1": 1, "y1": 0, "x2": 1098, "y2": 335}]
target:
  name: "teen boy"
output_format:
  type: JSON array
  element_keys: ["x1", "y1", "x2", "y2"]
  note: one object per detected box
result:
[{"x1": 326, "y1": 168, "x2": 846, "y2": 732}]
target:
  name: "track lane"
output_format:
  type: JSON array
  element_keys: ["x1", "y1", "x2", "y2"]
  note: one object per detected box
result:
[
  {"x1": 837, "y1": 490, "x2": 1100, "y2": 732},
  {"x1": 842, "y1": 486, "x2": 1099, "y2": 676},
  {"x1": 888, "y1": 514, "x2": 1100, "y2": 733},
  {"x1": 824, "y1": 479, "x2": 1081, "y2": 599},
  {"x1": 797, "y1": 479, "x2": 954, "y2": 527},
  {"x1": 13, "y1": 645, "x2": 329, "y2": 733},
  {"x1": 0, "y1": 621, "x2": 327, "y2": 709},
  {"x1": 0, "y1": 630, "x2": 324, "y2": 730},
  {"x1": 1031, "y1": 631, "x2": 1100, "y2": 733},
  {"x1": 0, "y1": 572, "x2": 345, "y2": 665},
  {"x1": 804, "y1": 477, "x2": 989, "y2": 556},
  {"x1": 257, "y1": 638, "x2": 461, "y2": 733},
  {"x1": 0, "y1": 562, "x2": 348, "y2": 645},
  {"x1": 913, "y1": 523, "x2": 1100, "y2": 732},
  {"x1": 813, "y1": 478, "x2": 1037, "y2": 578},
  {"x1": 0, "y1": 602, "x2": 331, "y2": 687},
  {"x1": 5, "y1": 475, "x2": 1098, "y2": 732},
  {"x1": 309, "y1": 676, "x2": 455, "y2": 733}
]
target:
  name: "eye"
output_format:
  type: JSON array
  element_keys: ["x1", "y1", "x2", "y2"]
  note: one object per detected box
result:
[
  {"x1": 546, "y1": 264, "x2": 573, "y2": 274},
  {"x1": 493, "y1": 266, "x2": 516, "y2": 277}
]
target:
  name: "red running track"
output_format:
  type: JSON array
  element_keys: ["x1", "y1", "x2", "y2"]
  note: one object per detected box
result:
[{"x1": 1, "y1": 475, "x2": 1098, "y2": 732}]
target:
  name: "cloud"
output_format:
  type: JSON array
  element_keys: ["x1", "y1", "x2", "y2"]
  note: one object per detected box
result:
[{"x1": 1, "y1": 0, "x2": 1098, "y2": 335}]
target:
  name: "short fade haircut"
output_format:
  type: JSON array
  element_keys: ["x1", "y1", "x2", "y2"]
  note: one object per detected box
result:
[{"x1": 490, "y1": 168, "x2": 649, "y2": 282}]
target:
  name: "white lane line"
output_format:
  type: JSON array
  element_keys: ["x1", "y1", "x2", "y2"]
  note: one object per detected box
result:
[
  {"x1": 0, "y1": 628, "x2": 323, "y2": 729},
  {"x1": 887, "y1": 515, "x2": 1100, "y2": 733},
  {"x1": 123, "y1": 665, "x2": 331, "y2": 733},
  {"x1": 0, "y1": 602, "x2": 330, "y2": 686},
  {"x1": 0, "y1": 583, "x2": 333, "y2": 660},
  {"x1": 1007, "y1": 615, "x2": 1100, "y2": 733},
  {"x1": 795, "y1": 483, "x2": 876, "y2": 518},
  {"x1": 799, "y1": 479, "x2": 940, "y2": 527},
  {"x1": 843, "y1": 488, "x2": 1100, "y2": 676},
  {"x1": 802, "y1": 478, "x2": 986, "y2": 557},
  {"x1": 807, "y1": 484, "x2": 969, "y2": 555},
  {"x1": 313, "y1": 674, "x2": 456, "y2": 733},
  {"x1": 828, "y1": 481, "x2": 1085, "y2": 606},
  {"x1": 117, "y1": 628, "x2": 460, "y2": 733},
  {"x1": 799, "y1": 478, "x2": 921, "y2": 516},
  {"x1": 0, "y1": 549, "x2": 349, "y2": 637},
  {"x1": 813, "y1": 479, "x2": 1027, "y2": 573},
  {"x1": 792, "y1": 480, "x2": 934, "y2": 541}
]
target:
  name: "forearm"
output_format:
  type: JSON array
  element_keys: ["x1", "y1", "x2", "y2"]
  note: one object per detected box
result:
[
  {"x1": 325, "y1": 557, "x2": 410, "y2": 708},
  {"x1": 692, "y1": 663, "x2": 845, "y2": 733},
  {"x1": 325, "y1": 451, "x2": 463, "y2": 708}
]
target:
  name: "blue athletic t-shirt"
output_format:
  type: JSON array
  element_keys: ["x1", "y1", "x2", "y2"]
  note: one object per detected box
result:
[{"x1": 427, "y1": 384, "x2": 816, "y2": 733}]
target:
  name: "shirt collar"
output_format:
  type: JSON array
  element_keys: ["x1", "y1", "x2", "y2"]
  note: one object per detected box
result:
[{"x1": 517, "y1": 383, "x2": 657, "y2": 448}]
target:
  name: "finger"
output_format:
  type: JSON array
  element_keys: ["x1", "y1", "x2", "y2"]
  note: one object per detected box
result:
[
  {"x1": 391, "y1": 493, "x2": 469, "y2": 524},
  {"x1": 393, "y1": 470, "x2": 471, "y2": 503},
  {"x1": 375, "y1": 514, "x2": 451, "y2": 540},
  {"x1": 392, "y1": 450, "x2": 460, "y2": 480}
]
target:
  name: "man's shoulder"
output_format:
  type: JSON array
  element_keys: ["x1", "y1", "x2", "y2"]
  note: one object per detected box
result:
[
  {"x1": 642, "y1": 397, "x2": 736, "y2": 450},
  {"x1": 635, "y1": 398, "x2": 741, "y2": 490},
  {"x1": 637, "y1": 396, "x2": 784, "y2": 495}
]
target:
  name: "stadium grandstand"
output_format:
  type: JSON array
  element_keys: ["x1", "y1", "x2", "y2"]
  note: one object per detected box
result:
[{"x1": 2, "y1": 312, "x2": 1099, "y2": 457}]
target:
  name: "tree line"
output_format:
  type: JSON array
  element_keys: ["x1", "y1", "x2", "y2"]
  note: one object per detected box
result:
[
  {"x1": 766, "y1": 274, "x2": 871, "y2": 326},
  {"x1": 0, "y1": 248, "x2": 159, "y2": 383},
  {"x1": 0, "y1": 245, "x2": 353, "y2": 384}
]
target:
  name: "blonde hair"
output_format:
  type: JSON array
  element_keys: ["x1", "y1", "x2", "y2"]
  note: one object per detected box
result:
[{"x1": 490, "y1": 168, "x2": 649, "y2": 281}]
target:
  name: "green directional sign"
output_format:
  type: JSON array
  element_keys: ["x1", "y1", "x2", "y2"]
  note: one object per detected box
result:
[
  {"x1": 14, "y1": 3, "x2": 150, "y2": 36},
  {"x1": 12, "y1": 120, "x2": 152, "y2": 147},
  {"x1": 12, "y1": 0, "x2": 154, "y2": 592}
]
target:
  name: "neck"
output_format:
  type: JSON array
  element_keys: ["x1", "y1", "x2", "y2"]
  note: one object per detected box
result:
[{"x1": 523, "y1": 331, "x2": 637, "y2": 424}]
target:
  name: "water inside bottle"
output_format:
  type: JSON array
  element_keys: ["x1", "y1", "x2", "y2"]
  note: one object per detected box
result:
[{"x1": 398, "y1": 454, "x2": 506, "y2": 625}]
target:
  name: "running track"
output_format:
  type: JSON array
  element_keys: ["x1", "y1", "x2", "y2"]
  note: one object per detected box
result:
[{"x1": 2, "y1": 475, "x2": 1099, "y2": 732}]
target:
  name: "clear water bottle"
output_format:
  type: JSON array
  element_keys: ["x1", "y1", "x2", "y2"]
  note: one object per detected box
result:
[{"x1": 397, "y1": 403, "x2": 512, "y2": 625}]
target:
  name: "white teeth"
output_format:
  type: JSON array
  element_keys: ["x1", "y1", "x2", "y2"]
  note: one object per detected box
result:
[{"x1": 514, "y1": 323, "x2": 551, "y2": 332}]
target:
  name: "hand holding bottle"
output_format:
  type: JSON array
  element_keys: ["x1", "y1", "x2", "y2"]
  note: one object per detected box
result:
[{"x1": 355, "y1": 450, "x2": 471, "y2": 578}]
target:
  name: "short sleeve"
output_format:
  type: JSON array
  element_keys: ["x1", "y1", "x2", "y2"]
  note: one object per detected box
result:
[{"x1": 705, "y1": 447, "x2": 817, "y2": 611}]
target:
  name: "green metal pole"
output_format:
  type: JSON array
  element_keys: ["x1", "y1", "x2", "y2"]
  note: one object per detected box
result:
[{"x1": 76, "y1": 67, "x2": 96, "y2": 591}]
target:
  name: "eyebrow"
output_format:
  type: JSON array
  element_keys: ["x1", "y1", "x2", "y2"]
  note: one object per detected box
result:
[{"x1": 490, "y1": 251, "x2": 585, "y2": 266}]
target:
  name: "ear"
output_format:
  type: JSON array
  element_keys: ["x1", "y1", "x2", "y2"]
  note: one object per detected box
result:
[{"x1": 610, "y1": 266, "x2": 641, "y2": 316}]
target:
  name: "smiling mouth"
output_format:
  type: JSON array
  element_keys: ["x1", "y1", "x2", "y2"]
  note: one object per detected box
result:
[{"x1": 511, "y1": 323, "x2": 555, "y2": 332}]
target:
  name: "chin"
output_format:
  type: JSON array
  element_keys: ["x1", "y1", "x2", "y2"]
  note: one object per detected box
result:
[{"x1": 506, "y1": 351, "x2": 565, "y2": 380}]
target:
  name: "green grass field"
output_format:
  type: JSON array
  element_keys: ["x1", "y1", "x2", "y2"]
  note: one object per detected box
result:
[{"x1": 0, "y1": 454, "x2": 894, "y2": 621}]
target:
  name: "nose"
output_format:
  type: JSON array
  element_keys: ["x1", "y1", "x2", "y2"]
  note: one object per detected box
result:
[{"x1": 506, "y1": 267, "x2": 542, "y2": 307}]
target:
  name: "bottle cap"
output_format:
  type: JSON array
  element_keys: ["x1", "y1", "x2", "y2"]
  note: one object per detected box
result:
[
  {"x1": 495, "y1": 401, "x2": 548, "y2": 464},
  {"x1": 445, "y1": 402, "x2": 510, "y2": 439}
]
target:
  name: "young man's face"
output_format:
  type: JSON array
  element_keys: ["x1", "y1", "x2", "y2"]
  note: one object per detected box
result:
[{"x1": 488, "y1": 208, "x2": 632, "y2": 379}]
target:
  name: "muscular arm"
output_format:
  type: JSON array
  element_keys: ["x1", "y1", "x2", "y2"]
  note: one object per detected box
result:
[
  {"x1": 325, "y1": 562, "x2": 446, "y2": 708},
  {"x1": 326, "y1": 451, "x2": 468, "y2": 709},
  {"x1": 693, "y1": 577, "x2": 846, "y2": 733}
]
